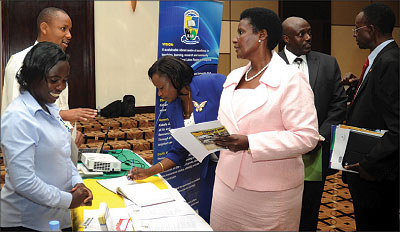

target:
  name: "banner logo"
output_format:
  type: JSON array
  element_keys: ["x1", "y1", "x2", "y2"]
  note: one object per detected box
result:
[{"x1": 181, "y1": 10, "x2": 200, "y2": 45}]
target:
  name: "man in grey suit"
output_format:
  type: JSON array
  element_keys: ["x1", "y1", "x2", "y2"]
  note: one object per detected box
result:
[{"x1": 278, "y1": 17, "x2": 347, "y2": 231}]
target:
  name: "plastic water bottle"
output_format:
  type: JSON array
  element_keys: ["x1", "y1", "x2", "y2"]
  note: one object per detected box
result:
[
  {"x1": 49, "y1": 220, "x2": 61, "y2": 231},
  {"x1": 97, "y1": 105, "x2": 101, "y2": 117}
]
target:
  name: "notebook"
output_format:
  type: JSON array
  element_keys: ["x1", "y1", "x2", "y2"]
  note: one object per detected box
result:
[{"x1": 97, "y1": 176, "x2": 174, "y2": 207}]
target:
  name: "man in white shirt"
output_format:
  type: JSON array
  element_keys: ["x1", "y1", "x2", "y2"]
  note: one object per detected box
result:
[
  {"x1": 1, "y1": 7, "x2": 97, "y2": 123},
  {"x1": 278, "y1": 17, "x2": 347, "y2": 231}
]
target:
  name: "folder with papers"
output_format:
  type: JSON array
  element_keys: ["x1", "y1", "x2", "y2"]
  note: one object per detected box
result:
[{"x1": 329, "y1": 125, "x2": 385, "y2": 173}]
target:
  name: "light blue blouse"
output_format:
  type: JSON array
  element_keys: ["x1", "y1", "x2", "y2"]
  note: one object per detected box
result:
[{"x1": 1, "y1": 91, "x2": 82, "y2": 231}]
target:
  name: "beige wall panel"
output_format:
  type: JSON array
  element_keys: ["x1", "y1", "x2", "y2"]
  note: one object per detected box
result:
[
  {"x1": 332, "y1": 1, "x2": 399, "y2": 26},
  {"x1": 231, "y1": 1, "x2": 278, "y2": 21},
  {"x1": 372, "y1": 1, "x2": 399, "y2": 26},
  {"x1": 222, "y1": 0, "x2": 230, "y2": 21},
  {"x1": 332, "y1": 25, "x2": 371, "y2": 76},
  {"x1": 95, "y1": 1, "x2": 159, "y2": 108},
  {"x1": 230, "y1": 21, "x2": 249, "y2": 70},
  {"x1": 331, "y1": 1, "x2": 370, "y2": 26},
  {"x1": 217, "y1": 53, "x2": 231, "y2": 77},
  {"x1": 332, "y1": 25, "x2": 399, "y2": 77},
  {"x1": 229, "y1": 21, "x2": 279, "y2": 72},
  {"x1": 220, "y1": 21, "x2": 231, "y2": 54},
  {"x1": 393, "y1": 27, "x2": 400, "y2": 45}
]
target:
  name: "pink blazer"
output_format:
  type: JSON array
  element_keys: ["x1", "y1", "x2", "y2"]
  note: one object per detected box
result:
[{"x1": 217, "y1": 52, "x2": 319, "y2": 191}]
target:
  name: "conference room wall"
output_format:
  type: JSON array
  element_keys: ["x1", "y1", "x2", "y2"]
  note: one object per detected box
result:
[
  {"x1": 94, "y1": 1, "x2": 159, "y2": 108},
  {"x1": 1, "y1": 1, "x2": 397, "y2": 109},
  {"x1": 331, "y1": 1, "x2": 399, "y2": 77},
  {"x1": 217, "y1": 0, "x2": 399, "y2": 79},
  {"x1": 217, "y1": 1, "x2": 279, "y2": 76}
]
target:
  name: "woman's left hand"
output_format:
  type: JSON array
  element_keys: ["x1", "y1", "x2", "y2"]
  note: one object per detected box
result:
[
  {"x1": 72, "y1": 183, "x2": 93, "y2": 206},
  {"x1": 214, "y1": 134, "x2": 249, "y2": 152}
]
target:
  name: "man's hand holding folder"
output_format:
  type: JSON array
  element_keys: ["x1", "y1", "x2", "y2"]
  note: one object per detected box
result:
[
  {"x1": 329, "y1": 124, "x2": 385, "y2": 178},
  {"x1": 344, "y1": 163, "x2": 376, "y2": 181}
]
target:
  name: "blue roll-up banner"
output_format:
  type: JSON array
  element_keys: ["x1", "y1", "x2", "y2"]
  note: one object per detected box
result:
[{"x1": 153, "y1": 1, "x2": 223, "y2": 210}]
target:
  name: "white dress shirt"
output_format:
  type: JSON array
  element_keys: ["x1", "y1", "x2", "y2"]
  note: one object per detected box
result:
[
  {"x1": 1, "y1": 42, "x2": 69, "y2": 115},
  {"x1": 284, "y1": 46, "x2": 309, "y2": 82},
  {"x1": 1, "y1": 91, "x2": 82, "y2": 231},
  {"x1": 354, "y1": 39, "x2": 395, "y2": 97}
]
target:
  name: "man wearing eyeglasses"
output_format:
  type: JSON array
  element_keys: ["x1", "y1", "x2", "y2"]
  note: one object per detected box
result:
[{"x1": 343, "y1": 3, "x2": 399, "y2": 231}]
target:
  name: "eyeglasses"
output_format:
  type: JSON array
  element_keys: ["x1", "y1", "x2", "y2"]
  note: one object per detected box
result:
[{"x1": 352, "y1": 25, "x2": 368, "y2": 34}]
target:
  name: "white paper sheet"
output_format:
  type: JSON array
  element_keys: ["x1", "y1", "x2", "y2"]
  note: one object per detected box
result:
[
  {"x1": 97, "y1": 177, "x2": 174, "y2": 207},
  {"x1": 330, "y1": 127, "x2": 357, "y2": 173},
  {"x1": 118, "y1": 182, "x2": 174, "y2": 207},
  {"x1": 132, "y1": 214, "x2": 212, "y2": 231},
  {"x1": 128, "y1": 200, "x2": 195, "y2": 220},
  {"x1": 97, "y1": 176, "x2": 137, "y2": 194},
  {"x1": 170, "y1": 120, "x2": 228, "y2": 162}
]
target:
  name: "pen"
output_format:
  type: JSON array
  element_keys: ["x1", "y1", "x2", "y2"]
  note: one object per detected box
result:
[{"x1": 127, "y1": 159, "x2": 135, "y2": 180}]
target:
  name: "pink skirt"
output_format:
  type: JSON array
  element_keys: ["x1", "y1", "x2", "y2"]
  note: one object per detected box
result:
[{"x1": 210, "y1": 176, "x2": 304, "y2": 231}]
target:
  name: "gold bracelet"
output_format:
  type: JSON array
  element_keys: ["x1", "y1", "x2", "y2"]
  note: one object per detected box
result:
[{"x1": 159, "y1": 162, "x2": 165, "y2": 172}]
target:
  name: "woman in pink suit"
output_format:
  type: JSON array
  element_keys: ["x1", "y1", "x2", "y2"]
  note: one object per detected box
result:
[{"x1": 210, "y1": 8, "x2": 319, "y2": 231}]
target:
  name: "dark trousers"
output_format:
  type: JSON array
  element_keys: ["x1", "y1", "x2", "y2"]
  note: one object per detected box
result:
[
  {"x1": 346, "y1": 174, "x2": 399, "y2": 231},
  {"x1": 299, "y1": 179, "x2": 325, "y2": 231},
  {"x1": 198, "y1": 160, "x2": 217, "y2": 223},
  {"x1": 353, "y1": 205, "x2": 399, "y2": 231}
]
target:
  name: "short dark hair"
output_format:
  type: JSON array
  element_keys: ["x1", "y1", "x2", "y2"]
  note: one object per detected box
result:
[
  {"x1": 17, "y1": 42, "x2": 68, "y2": 92},
  {"x1": 240, "y1": 7, "x2": 282, "y2": 50},
  {"x1": 362, "y1": 3, "x2": 395, "y2": 35},
  {"x1": 148, "y1": 56, "x2": 194, "y2": 94},
  {"x1": 37, "y1": 7, "x2": 68, "y2": 34}
]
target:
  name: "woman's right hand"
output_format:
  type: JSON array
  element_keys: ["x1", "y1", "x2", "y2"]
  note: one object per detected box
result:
[
  {"x1": 69, "y1": 187, "x2": 89, "y2": 209},
  {"x1": 127, "y1": 167, "x2": 152, "y2": 180},
  {"x1": 214, "y1": 134, "x2": 249, "y2": 152}
]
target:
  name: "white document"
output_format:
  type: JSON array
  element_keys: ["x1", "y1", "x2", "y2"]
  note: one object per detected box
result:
[
  {"x1": 117, "y1": 182, "x2": 174, "y2": 207},
  {"x1": 97, "y1": 176, "x2": 137, "y2": 194},
  {"x1": 132, "y1": 214, "x2": 212, "y2": 231},
  {"x1": 97, "y1": 177, "x2": 174, "y2": 207},
  {"x1": 330, "y1": 127, "x2": 355, "y2": 172},
  {"x1": 128, "y1": 200, "x2": 195, "y2": 220},
  {"x1": 330, "y1": 125, "x2": 385, "y2": 173},
  {"x1": 170, "y1": 120, "x2": 229, "y2": 162}
]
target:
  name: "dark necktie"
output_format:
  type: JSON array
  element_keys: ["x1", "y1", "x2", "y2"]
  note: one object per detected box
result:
[
  {"x1": 294, "y1": 57, "x2": 303, "y2": 69},
  {"x1": 352, "y1": 58, "x2": 369, "y2": 103}
]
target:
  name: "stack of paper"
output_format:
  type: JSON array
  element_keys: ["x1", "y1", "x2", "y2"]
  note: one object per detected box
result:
[{"x1": 96, "y1": 176, "x2": 213, "y2": 231}]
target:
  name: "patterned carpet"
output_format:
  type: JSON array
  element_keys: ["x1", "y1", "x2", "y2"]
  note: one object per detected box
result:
[{"x1": 318, "y1": 172, "x2": 356, "y2": 231}]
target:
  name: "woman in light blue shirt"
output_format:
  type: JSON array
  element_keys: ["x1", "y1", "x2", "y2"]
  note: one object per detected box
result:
[{"x1": 1, "y1": 42, "x2": 93, "y2": 231}]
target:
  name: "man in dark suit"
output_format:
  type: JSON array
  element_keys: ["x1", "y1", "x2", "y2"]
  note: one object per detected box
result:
[
  {"x1": 343, "y1": 3, "x2": 399, "y2": 231},
  {"x1": 278, "y1": 16, "x2": 347, "y2": 231}
]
